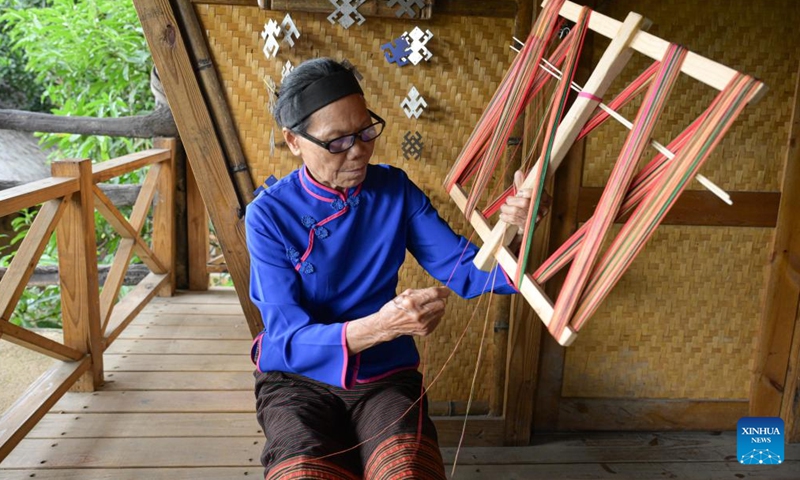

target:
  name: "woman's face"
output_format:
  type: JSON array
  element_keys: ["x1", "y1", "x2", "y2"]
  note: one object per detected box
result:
[{"x1": 284, "y1": 94, "x2": 375, "y2": 192}]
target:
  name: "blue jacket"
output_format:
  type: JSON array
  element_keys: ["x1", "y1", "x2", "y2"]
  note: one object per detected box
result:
[{"x1": 245, "y1": 163, "x2": 516, "y2": 388}]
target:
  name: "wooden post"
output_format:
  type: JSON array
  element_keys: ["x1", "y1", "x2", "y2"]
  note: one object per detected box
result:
[
  {"x1": 153, "y1": 137, "x2": 177, "y2": 296},
  {"x1": 52, "y1": 159, "x2": 103, "y2": 391},
  {"x1": 501, "y1": 0, "x2": 536, "y2": 445},
  {"x1": 750, "y1": 62, "x2": 800, "y2": 443},
  {"x1": 187, "y1": 160, "x2": 210, "y2": 290},
  {"x1": 132, "y1": 0, "x2": 262, "y2": 335},
  {"x1": 173, "y1": 138, "x2": 189, "y2": 289}
]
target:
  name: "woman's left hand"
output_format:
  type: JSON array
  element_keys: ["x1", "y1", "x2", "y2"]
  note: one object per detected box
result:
[{"x1": 498, "y1": 171, "x2": 551, "y2": 232}]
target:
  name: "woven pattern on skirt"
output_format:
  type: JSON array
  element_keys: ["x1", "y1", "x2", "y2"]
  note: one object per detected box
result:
[{"x1": 254, "y1": 369, "x2": 447, "y2": 480}]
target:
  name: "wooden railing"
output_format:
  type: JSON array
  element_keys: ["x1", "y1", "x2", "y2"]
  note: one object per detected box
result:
[{"x1": 0, "y1": 138, "x2": 177, "y2": 461}]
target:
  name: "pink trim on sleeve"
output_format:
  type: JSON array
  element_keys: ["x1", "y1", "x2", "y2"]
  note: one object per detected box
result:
[{"x1": 340, "y1": 322, "x2": 360, "y2": 389}]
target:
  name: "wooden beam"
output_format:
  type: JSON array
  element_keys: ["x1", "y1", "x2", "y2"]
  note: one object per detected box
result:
[
  {"x1": 132, "y1": 0, "x2": 262, "y2": 336},
  {"x1": 556, "y1": 0, "x2": 767, "y2": 98},
  {"x1": 187, "y1": 161, "x2": 210, "y2": 290},
  {"x1": 52, "y1": 159, "x2": 104, "y2": 392},
  {"x1": 190, "y1": 0, "x2": 518, "y2": 18},
  {"x1": 91, "y1": 148, "x2": 171, "y2": 184},
  {"x1": 532, "y1": 139, "x2": 585, "y2": 434},
  {"x1": 578, "y1": 188, "x2": 781, "y2": 227},
  {"x1": 171, "y1": 139, "x2": 190, "y2": 289},
  {"x1": 0, "y1": 357, "x2": 91, "y2": 462},
  {"x1": 0, "y1": 321, "x2": 83, "y2": 362},
  {"x1": 152, "y1": 137, "x2": 177, "y2": 296},
  {"x1": 256, "y1": 0, "x2": 433, "y2": 19},
  {"x1": 0, "y1": 181, "x2": 141, "y2": 208},
  {"x1": 0, "y1": 199, "x2": 67, "y2": 320},
  {"x1": 0, "y1": 177, "x2": 78, "y2": 218},
  {"x1": 558, "y1": 398, "x2": 747, "y2": 431},
  {"x1": 751, "y1": 63, "x2": 800, "y2": 442},
  {"x1": 103, "y1": 273, "x2": 170, "y2": 348},
  {"x1": 434, "y1": 416, "x2": 504, "y2": 447},
  {"x1": 500, "y1": 0, "x2": 536, "y2": 446}
]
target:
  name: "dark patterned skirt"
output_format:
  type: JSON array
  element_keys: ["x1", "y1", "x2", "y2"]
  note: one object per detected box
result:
[{"x1": 254, "y1": 369, "x2": 447, "y2": 480}]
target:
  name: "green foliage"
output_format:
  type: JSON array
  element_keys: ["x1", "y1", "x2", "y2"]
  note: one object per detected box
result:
[
  {"x1": 0, "y1": 0, "x2": 51, "y2": 111},
  {"x1": 1, "y1": 0, "x2": 158, "y2": 329},
  {"x1": 1, "y1": 0, "x2": 154, "y2": 164},
  {"x1": 0, "y1": 208, "x2": 62, "y2": 328}
]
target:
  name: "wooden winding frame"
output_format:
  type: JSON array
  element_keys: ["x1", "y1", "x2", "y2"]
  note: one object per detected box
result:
[{"x1": 447, "y1": 0, "x2": 767, "y2": 346}]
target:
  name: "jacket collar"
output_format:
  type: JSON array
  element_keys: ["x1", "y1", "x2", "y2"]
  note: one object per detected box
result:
[{"x1": 299, "y1": 165, "x2": 362, "y2": 203}]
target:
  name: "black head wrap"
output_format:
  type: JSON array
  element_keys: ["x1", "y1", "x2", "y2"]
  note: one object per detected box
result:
[{"x1": 282, "y1": 70, "x2": 364, "y2": 129}]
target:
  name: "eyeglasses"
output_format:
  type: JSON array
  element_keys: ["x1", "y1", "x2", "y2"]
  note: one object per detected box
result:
[{"x1": 294, "y1": 110, "x2": 386, "y2": 154}]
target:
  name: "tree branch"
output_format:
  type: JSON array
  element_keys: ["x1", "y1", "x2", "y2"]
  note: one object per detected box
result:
[{"x1": 0, "y1": 106, "x2": 177, "y2": 138}]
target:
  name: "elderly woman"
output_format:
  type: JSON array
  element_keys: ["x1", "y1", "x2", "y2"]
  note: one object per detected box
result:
[{"x1": 245, "y1": 58, "x2": 533, "y2": 480}]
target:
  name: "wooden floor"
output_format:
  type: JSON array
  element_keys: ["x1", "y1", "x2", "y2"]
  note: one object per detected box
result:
[{"x1": 0, "y1": 288, "x2": 797, "y2": 479}]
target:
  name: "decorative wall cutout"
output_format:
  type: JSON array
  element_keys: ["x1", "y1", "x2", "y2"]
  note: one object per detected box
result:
[
  {"x1": 328, "y1": 0, "x2": 366, "y2": 29},
  {"x1": 281, "y1": 60, "x2": 294, "y2": 81},
  {"x1": 402, "y1": 131, "x2": 424, "y2": 160},
  {"x1": 402, "y1": 26, "x2": 433, "y2": 65},
  {"x1": 387, "y1": 0, "x2": 425, "y2": 18},
  {"x1": 260, "y1": 19, "x2": 282, "y2": 59},
  {"x1": 281, "y1": 14, "x2": 300, "y2": 47},
  {"x1": 380, "y1": 36, "x2": 411, "y2": 66},
  {"x1": 401, "y1": 86, "x2": 427, "y2": 118}
]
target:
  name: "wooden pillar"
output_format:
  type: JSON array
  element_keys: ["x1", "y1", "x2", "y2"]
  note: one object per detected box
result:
[
  {"x1": 53, "y1": 159, "x2": 103, "y2": 391},
  {"x1": 750, "y1": 62, "x2": 800, "y2": 443},
  {"x1": 501, "y1": 0, "x2": 538, "y2": 445},
  {"x1": 187, "y1": 160, "x2": 210, "y2": 290},
  {"x1": 132, "y1": 0, "x2": 262, "y2": 335},
  {"x1": 172, "y1": 138, "x2": 190, "y2": 290},
  {"x1": 153, "y1": 137, "x2": 176, "y2": 296}
]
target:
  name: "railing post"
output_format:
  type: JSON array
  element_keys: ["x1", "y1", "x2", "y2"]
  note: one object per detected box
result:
[
  {"x1": 52, "y1": 159, "x2": 103, "y2": 391},
  {"x1": 153, "y1": 137, "x2": 176, "y2": 297}
]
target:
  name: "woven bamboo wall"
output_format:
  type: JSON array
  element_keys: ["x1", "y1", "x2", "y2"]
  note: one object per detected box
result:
[
  {"x1": 562, "y1": 0, "x2": 799, "y2": 399},
  {"x1": 194, "y1": 5, "x2": 516, "y2": 404}
]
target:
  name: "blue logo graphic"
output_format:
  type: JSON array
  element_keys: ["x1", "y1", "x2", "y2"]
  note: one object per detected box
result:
[{"x1": 737, "y1": 417, "x2": 784, "y2": 465}]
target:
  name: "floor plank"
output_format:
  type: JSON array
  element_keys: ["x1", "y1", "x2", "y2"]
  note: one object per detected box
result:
[
  {"x1": 103, "y1": 371, "x2": 253, "y2": 390},
  {"x1": 1, "y1": 437, "x2": 263, "y2": 468},
  {"x1": 28, "y1": 413, "x2": 261, "y2": 438},
  {"x1": 105, "y1": 339, "x2": 251, "y2": 355},
  {"x1": 115, "y1": 325, "x2": 251, "y2": 340},
  {"x1": 143, "y1": 303, "x2": 244, "y2": 316},
  {"x1": 129, "y1": 313, "x2": 249, "y2": 327},
  {"x1": 0, "y1": 468, "x2": 265, "y2": 480},
  {"x1": 104, "y1": 353, "x2": 252, "y2": 372},
  {"x1": 51, "y1": 391, "x2": 254, "y2": 413}
]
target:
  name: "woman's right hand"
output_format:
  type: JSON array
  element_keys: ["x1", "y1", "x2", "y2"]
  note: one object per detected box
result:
[
  {"x1": 345, "y1": 286, "x2": 450, "y2": 355},
  {"x1": 376, "y1": 287, "x2": 451, "y2": 339}
]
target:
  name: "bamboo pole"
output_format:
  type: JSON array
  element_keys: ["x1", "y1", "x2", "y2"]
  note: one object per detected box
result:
[{"x1": 174, "y1": 0, "x2": 255, "y2": 206}]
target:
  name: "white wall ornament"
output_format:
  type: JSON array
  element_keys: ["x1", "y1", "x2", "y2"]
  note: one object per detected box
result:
[
  {"x1": 281, "y1": 60, "x2": 294, "y2": 82},
  {"x1": 402, "y1": 26, "x2": 433, "y2": 65},
  {"x1": 260, "y1": 19, "x2": 282, "y2": 59},
  {"x1": 281, "y1": 13, "x2": 300, "y2": 47},
  {"x1": 401, "y1": 86, "x2": 427, "y2": 119},
  {"x1": 328, "y1": 0, "x2": 366, "y2": 29}
]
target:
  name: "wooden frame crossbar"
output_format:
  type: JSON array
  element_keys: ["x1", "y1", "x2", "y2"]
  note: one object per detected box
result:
[{"x1": 448, "y1": 0, "x2": 766, "y2": 346}]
